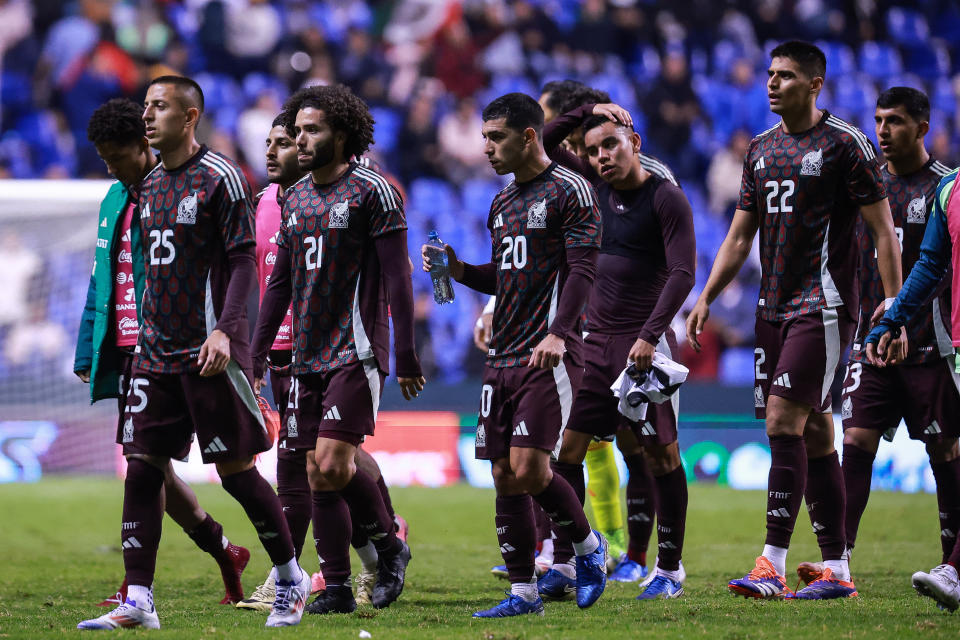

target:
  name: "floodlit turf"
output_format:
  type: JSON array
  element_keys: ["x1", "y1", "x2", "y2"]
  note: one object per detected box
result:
[{"x1": 0, "y1": 478, "x2": 956, "y2": 638}]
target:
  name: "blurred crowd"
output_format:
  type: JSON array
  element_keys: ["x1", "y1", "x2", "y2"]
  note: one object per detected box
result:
[{"x1": 1, "y1": 0, "x2": 958, "y2": 385}]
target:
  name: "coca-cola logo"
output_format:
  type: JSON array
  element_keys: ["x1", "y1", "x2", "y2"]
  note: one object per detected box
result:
[
  {"x1": 265, "y1": 252, "x2": 276, "y2": 266},
  {"x1": 118, "y1": 250, "x2": 133, "y2": 264},
  {"x1": 118, "y1": 317, "x2": 139, "y2": 331}
]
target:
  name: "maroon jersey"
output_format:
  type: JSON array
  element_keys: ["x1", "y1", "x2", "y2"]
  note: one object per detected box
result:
[
  {"x1": 738, "y1": 112, "x2": 886, "y2": 321},
  {"x1": 136, "y1": 146, "x2": 255, "y2": 373},
  {"x1": 487, "y1": 162, "x2": 601, "y2": 368},
  {"x1": 279, "y1": 162, "x2": 405, "y2": 375},
  {"x1": 850, "y1": 158, "x2": 954, "y2": 365}
]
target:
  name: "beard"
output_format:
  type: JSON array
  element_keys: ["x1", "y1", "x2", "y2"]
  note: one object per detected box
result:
[{"x1": 299, "y1": 138, "x2": 336, "y2": 171}]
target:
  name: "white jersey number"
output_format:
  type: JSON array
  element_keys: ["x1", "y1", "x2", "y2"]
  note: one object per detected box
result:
[
  {"x1": 764, "y1": 179, "x2": 795, "y2": 214},
  {"x1": 304, "y1": 236, "x2": 324, "y2": 271},
  {"x1": 499, "y1": 236, "x2": 527, "y2": 270},
  {"x1": 148, "y1": 229, "x2": 175, "y2": 266}
]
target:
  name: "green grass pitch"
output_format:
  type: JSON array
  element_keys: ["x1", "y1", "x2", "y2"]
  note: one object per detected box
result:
[{"x1": 0, "y1": 479, "x2": 956, "y2": 638}]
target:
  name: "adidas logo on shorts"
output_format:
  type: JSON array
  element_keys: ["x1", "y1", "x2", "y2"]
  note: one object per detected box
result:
[
  {"x1": 772, "y1": 373, "x2": 792, "y2": 389},
  {"x1": 512, "y1": 421, "x2": 529, "y2": 436},
  {"x1": 203, "y1": 437, "x2": 228, "y2": 454},
  {"x1": 323, "y1": 406, "x2": 342, "y2": 421}
]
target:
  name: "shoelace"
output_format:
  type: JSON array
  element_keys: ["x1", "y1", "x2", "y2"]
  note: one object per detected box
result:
[
  {"x1": 250, "y1": 582, "x2": 273, "y2": 601},
  {"x1": 273, "y1": 581, "x2": 298, "y2": 611},
  {"x1": 747, "y1": 564, "x2": 777, "y2": 581},
  {"x1": 644, "y1": 575, "x2": 672, "y2": 593}
]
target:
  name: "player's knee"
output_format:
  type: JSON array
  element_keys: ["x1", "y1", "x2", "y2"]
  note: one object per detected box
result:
[
  {"x1": 645, "y1": 444, "x2": 681, "y2": 476},
  {"x1": 927, "y1": 438, "x2": 960, "y2": 464},
  {"x1": 513, "y1": 462, "x2": 550, "y2": 494},
  {"x1": 310, "y1": 453, "x2": 353, "y2": 490},
  {"x1": 125, "y1": 453, "x2": 169, "y2": 472},
  {"x1": 491, "y1": 460, "x2": 517, "y2": 492},
  {"x1": 842, "y1": 427, "x2": 880, "y2": 454},
  {"x1": 215, "y1": 457, "x2": 255, "y2": 478}
]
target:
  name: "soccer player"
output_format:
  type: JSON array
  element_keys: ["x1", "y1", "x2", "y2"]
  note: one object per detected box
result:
[
  {"x1": 796, "y1": 88, "x2": 958, "y2": 592},
  {"x1": 251, "y1": 84, "x2": 423, "y2": 615},
  {"x1": 74, "y1": 97, "x2": 249, "y2": 609},
  {"x1": 865, "y1": 151, "x2": 960, "y2": 614},
  {"x1": 686, "y1": 41, "x2": 902, "y2": 600},
  {"x1": 78, "y1": 76, "x2": 309, "y2": 631},
  {"x1": 540, "y1": 101, "x2": 695, "y2": 601},
  {"x1": 422, "y1": 92, "x2": 608, "y2": 617}
]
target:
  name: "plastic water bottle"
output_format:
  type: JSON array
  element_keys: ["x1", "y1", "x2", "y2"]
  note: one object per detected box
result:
[{"x1": 426, "y1": 230, "x2": 455, "y2": 304}]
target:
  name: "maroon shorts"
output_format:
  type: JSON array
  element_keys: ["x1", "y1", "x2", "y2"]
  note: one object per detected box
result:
[
  {"x1": 754, "y1": 309, "x2": 855, "y2": 419},
  {"x1": 267, "y1": 349, "x2": 294, "y2": 447},
  {"x1": 475, "y1": 351, "x2": 582, "y2": 460},
  {"x1": 115, "y1": 348, "x2": 136, "y2": 425},
  {"x1": 567, "y1": 331, "x2": 679, "y2": 446},
  {"x1": 282, "y1": 358, "x2": 385, "y2": 449},
  {"x1": 118, "y1": 361, "x2": 271, "y2": 464},
  {"x1": 840, "y1": 358, "x2": 960, "y2": 442}
]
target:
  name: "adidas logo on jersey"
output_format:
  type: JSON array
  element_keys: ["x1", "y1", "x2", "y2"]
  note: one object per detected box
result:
[
  {"x1": 907, "y1": 196, "x2": 927, "y2": 224},
  {"x1": 287, "y1": 414, "x2": 298, "y2": 438},
  {"x1": 925, "y1": 420, "x2": 942, "y2": 435},
  {"x1": 323, "y1": 406, "x2": 342, "y2": 421},
  {"x1": 475, "y1": 424, "x2": 486, "y2": 447},
  {"x1": 177, "y1": 192, "x2": 198, "y2": 224},
  {"x1": 640, "y1": 422, "x2": 656, "y2": 437},
  {"x1": 754, "y1": 157, "x2": 766, "y2": 171},
  {"x1": 800, "y1": 148, "x2": 823, "y2": 176},
  {"x1": 329, "y1": 201, "x2": 350, "y2": 228},
  {"x1": 100, "y1": 218, "x2": 108, "y2": 228},
  {"x1": 121, "y1": 228, "x2": 131, "y2": 242},
  {"x1": 513, "y1": 421, "x2": 529, "y2": 436},
  {"x1": 203, "y1": 437, "x2": 228, "y2": 454},
  {"x1": 841, "y1": 396, "x2": 853, "y2": 420},
  {"x1": 754, "y1": 385, "x2": 766, "y2": 408},
  {"x1": 767, "y1": 507, "x2": 790, "y2": 518},
  {"x1": 493, "y1": 214, "x2": 504, "y2": 229},
  {"x1": 527, "y1": 199, "x2": 547, "y2": 228},
  {"x1": 773, "y1": 373, "x2": 792, "y2": 389}
]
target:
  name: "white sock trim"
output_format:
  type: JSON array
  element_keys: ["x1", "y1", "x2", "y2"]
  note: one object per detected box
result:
[
  {"x1": 573, "y1": 530, "x2": 599, "y2": 556},
  {"x1": 762, "y1": 545, "x2": 788, "y2": 577}
]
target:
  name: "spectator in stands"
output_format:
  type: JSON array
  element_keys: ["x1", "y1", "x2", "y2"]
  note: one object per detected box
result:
[
  {"x1": 642, "y1": 50, "x2": 702, "y2": 179},
  {"x1": 224, "y1": 0, "x2": 282, "y2": 76},
  {"x1": 707, "y1": 129, "x2": 752, "y2": 218},
  {"x1": 4, "y1": 300, "x2": 67, "y2": 367},
  {"x1": 396, "y1": 91, "x2": 443, "y2": 184},
  {"x1": 432, "y1": 17, "x2": 488, "y2": 99},
  {"x1": 437, "y1": 97, "x2": 487, "y2": 185}
]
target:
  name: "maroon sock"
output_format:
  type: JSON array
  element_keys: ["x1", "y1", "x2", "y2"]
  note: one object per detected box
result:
[
  {"x1": 276, "y1": 448, "x2": 311, "y2": 560},
  {"x1": 549, "y1": 461, "x2": 584, "y2": 564},
  {"x1": 375, "y1": 476, "x2": 397, "y2": 522},
  {"x1": 805, "y1": 451, "x2": 846, "y2": 561},
  {"x1": 532, "y1": 473, "x2": 592, "y2": 548},
  {"x1": 122, "y1": 458, "x2": 165, "y2": 587},
  {"x1": 340, "y1": 469, "x2": 401, "y2": 556},
  {"x1": 534, "y1": 504, "x2": 553, "y2": 543},
  {"x1": 184, "y1": 513, "x2": 230, "y2": 562},
  {"x1": 842, "y1": 443, "x2": 875, "y2": 550},
  {"x1": 653, "y1": 465, "x2": 687, "y2": 571},
  {"x1": 496, "y1": 493, "x2": 537, "y2": 583},
  {"x1": 764, "y1": 435, "x2": 807, "y2": 549},
  {"x1": 220, "y1": 467, "x2": 294, "y2": 565},
  {"x1": 311, "y1": 490, "x2": 351, "y2": 586},
  {"x1": 931, "y1": 458, "x2": 960, "y2": 565},
  {"x1": 624, "y1": 453, "x2": 656, "y2": 564}
]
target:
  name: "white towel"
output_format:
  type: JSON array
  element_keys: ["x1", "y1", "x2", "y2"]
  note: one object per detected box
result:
[{"x1": 610, "y1": 353, "x2": 689, "y2": 423}]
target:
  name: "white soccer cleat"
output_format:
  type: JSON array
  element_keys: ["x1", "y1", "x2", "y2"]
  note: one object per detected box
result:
[
  {"x1": 912, "y1": 564, "x2": 960, "y2": 612},
  {"x1": 265, "y1": 567, "x2": 311, "y2": 627},
  {"x1": 78, "y1": 598, "x2": 160, "y2": 630},
  {"x1": 355, "y1": 568, "x2": 376, "y2": 605},
  {"x1": 236, "y1": 574, "x2": 275, "y2": 612}
]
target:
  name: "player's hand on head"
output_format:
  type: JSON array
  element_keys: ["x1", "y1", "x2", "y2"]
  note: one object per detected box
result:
[
  {"x1": 75, "y1": 369, "x2": 90, "y2": 383},
  {"x1": 628, "y1": 338, "x2": 656, "y2": 371},
  {"x1": 529, "y1": 333, "x2": 565, "y2": 369},
  {"x1": 198, "y1": 329, "x2": 231, "y2": 377},
  {"x1": 685, "y1": 300, "x2": 710, "y2": 352},
  {"x1": 398, "y1": 375, "x2": 425, "y2": 401},
  {"x1": 592, "y1": 103, "x2": 633, "y2": 128}
]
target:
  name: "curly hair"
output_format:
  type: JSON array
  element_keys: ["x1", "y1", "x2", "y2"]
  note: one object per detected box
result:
[
  {"x1": 282, "y1": 84, "x2": 374, "y2": 159},
  {"x1": 87, "y1": 98, "x2": 145, "y2": 146}
]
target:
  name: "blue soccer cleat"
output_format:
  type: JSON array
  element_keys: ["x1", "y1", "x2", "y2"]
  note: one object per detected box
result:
[
  {"x1": 472, "y1": 594, "x2": 545, "y2": 618},
  {"x1": 728, "y1": 556, "x2": 792, "y2": 599},
  {"x1": 788, "y1": 568, "x2": 857, "y2": 600},
  {"x1": 537, "y1": 568, "x2": 576, "y2": 600},
  {"x1": 490, "y1": 563, "x2": 509, "y2": 580},
  {"x1": 574, "y1": 531, "x2": 608, "y2": 608},
  {"x1": 636, "y1": 574, "x2": 684, "y2": 600},
  {"x1": 610, "y1": 555, "x2": 649, "y2": 583}
]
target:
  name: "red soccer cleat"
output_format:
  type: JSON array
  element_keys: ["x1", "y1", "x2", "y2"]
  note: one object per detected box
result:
[
  {"x1": 395, "y1": 514, "x2": 409, "y2": 542},
  {"x1": 218, "y1": 543, "x2": 251, "y2": 604},
  {"x1": 311, "y1": 572, "x2": 326, "y2": 595},
  {"x1": 96, "y1": 578, "x2": 128, "y2": 607}
]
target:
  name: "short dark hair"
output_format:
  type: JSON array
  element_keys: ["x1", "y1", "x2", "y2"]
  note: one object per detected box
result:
[
  {"x1": 87, "y1": 98, "x2": 145, "y2": 146},
  {"x1": 482, "y1": 93, "x2": 544, "y2": 135},
  {"x1": 282, "y1": 84, "x2": 374, "y2": 159},
  {"x1": 271, "y1": 110, "x2": 294, "y2": 134},
  {"x1": 147, "y1": 74, "x2": 205, "y2": 113},
  {"x1": 541, "y1": 79, "x2": 587, "y2": 113},
  {"x1": 770, "y1": 40, "x2": 826, "y2": 80},
  {"x1": 559, "y1": 87, "x2": 611, "y2": 116},
  {"x1": 877, "y1": 86, "x2": 930, "y2": 122},
  {"x1": 581, "y1": 114, "x2": 632, "y2": 138}
]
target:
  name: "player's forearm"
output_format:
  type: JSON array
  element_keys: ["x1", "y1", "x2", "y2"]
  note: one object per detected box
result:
[
  {"x1": 457, "y1": 262, "x2": 497, "y2": 295},
  {"x1": 639, "y1": 269, "x2": 695, "y2": 346},
  {"x1": 872, "y1": 229, "x2": 903, "y2": 301},
  {"x1": 375, "y1": 231, "x2": 422, "y2": 378},
  {"x1": 251, "y1": 247, "x2": 293, "y2": 378},
  {"x1": 215, "y1": 248, "x2": 257, "y2": 343},
  {"x1": 548, "y1": 246, "x2": 597, "y2": 337},
  {"x1": 543, "y1": 106, "x2": 597, "y2": 180}
]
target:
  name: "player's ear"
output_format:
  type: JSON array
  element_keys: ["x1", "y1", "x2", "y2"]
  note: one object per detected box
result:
[
  {"x1": 916, "y1": 120, "x2": 930, "y2": 140},
  {"x1": 809, "y1": 75, "x2": 823, "y2": 97},
  {"x1": 184, "y1": 106, "x2": 201, "y2": 130},
  {"x1": 523, "y1": 126, "x2": 538, "y2": 147},
  {"x1": 631, "y1": 131, "x2": 642, "y2": 153},
  {"x1": 139, "y1": 137, "x2": 150, "y2": 154}
]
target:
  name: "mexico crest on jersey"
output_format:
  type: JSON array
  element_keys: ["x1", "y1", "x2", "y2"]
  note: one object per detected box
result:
[
  {"x1": 177, "y1": 192, "x2": 198, "y2": 224},
  {"x1": 907, "y1": 196, "x2": 926, "y2": 224},
  {"x1": 754, "y1": 385, "x2": 765, "y2": 408},
  {"x1": 841, "y1": 395, "x2": 853, "y2": 420},
  {"x1": 527, "y1": 199, "x2": 547, "y2": 229},
  {"x1": 287, "y1": 413, "x2": 299, "y2": 438},
  {"x1": 122, "y1": 417, "x2": 134, "y2": 443},
  {"x1": 475, "y1": 423, "x2": 486, "y2": 447},
  {"x1": 329, "y1": 201, "x2": 350, "y2": 228},
  {"x1": 800, "y1": 148, "x2": 823, "y2": 176}
]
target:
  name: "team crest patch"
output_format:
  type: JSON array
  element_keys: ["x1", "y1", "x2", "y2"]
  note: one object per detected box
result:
[
  {"x1": 122, "y1": 417, "x2": 134, "y2": 443},
  {"x1": 177, "y1": 192, "x2": 198, "y2": 224},
  {"x1": 754, "y1": 385, "x2": 766, "y2": 409},
  {"x1": 329, "y1": 201, "x2": 350, "y2": 228},
  {"x1": 475, "y1": 424, "x2": 486, "y2": 448},
  {"x1": 527, "y1": 199, "x2": 547, "y2": 229},
  {"x1": 800, "y1": 148, "x2": 823, "y2": 176},
  {"x1": 907, "y1": 196, "x2": 926, "y2": 224},
  {"x1": 287, "y1": 413, "x2": 299, "y2": 438},
  {"x1": 841, "y1": 395, "x2": 853, "y2": 420}
]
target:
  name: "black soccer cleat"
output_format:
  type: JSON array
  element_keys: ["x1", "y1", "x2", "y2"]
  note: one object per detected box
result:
[
  {"x1": 372, "y1": 540, "x2": 412, "y2": 609},
  {"x1": 304, "y1": 585, "x2": 356, "y2": 615}
]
